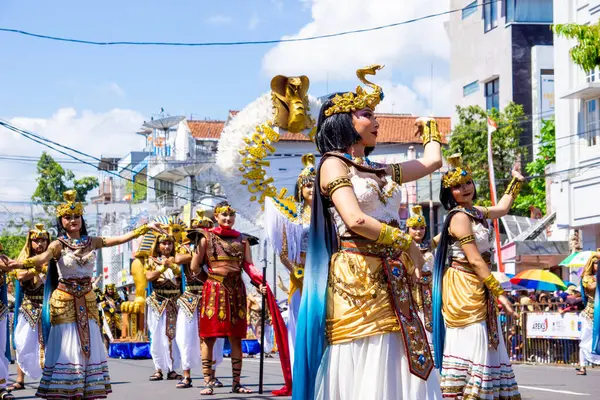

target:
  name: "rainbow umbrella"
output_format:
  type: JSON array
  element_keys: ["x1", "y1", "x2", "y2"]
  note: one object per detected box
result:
[{"x1": 510, "y1": 269, "x2": 567, "y2": 291}]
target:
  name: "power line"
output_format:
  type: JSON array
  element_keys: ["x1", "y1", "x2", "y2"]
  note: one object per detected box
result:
[{"x1": 0, "y1": 3, "x2": 494, "y2": 47}]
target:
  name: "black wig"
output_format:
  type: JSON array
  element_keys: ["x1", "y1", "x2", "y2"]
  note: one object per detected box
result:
[
  {"x1": 56, "y1": 216, "x2": 89, "y2": 237},
  {"x1": 439, "y1": 180, "x2": 478, "y2": 211}
]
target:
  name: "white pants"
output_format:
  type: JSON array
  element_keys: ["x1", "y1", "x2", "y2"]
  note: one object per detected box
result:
[
  {"x1": 288, "y1": 289, "x2": 301, "y2": 369},
  {"x1": 175, "y1": 307, "x2": 201, "y2": 371},
  {"x1": 14, "y1": 312, "x2": 43, "y2": 379},
  {"x1": 148, "y1": 309, "x2": 181, "y2": 372},
  {"x1": 580, "y1": 316, "x2": 600, "y2": 367}
]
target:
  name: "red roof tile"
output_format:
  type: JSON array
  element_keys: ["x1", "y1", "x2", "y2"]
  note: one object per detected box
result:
[{"x1": 188, "y1": 114, "x2": 451, "y2": 144}]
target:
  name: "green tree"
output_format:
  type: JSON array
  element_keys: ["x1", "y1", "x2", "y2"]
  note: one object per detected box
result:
[
  {"x1": 125, "y1": 180, "x2": 148, "y2": 204},
  {"x1": 0, "y1": 235, "x2": 27, "y2": 259},
  {"x1": 446, "y1": 102, "x2": 530, "y2": 216},
  {"x1": 32, "y1": 152, "x2": 99, "y2": 204},
  {"x1": 515, "y1": 119, "x2": 556, "y2": 214},
  {"x1": 553, "y1": 23, "x2": 600, "y2": 72}
]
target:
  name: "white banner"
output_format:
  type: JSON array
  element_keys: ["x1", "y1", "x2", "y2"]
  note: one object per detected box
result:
[{"x1": 526, "y1": 312, "x2": 582, "y2": 340}]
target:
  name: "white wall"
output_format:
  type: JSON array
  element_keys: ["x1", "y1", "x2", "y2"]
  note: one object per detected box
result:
[
  {"x1": 448, "y1": 0, "x2": 513, "y2": 125},
  {"x1": 531, "y1": 45, "x2": 555, "y2": 158}
]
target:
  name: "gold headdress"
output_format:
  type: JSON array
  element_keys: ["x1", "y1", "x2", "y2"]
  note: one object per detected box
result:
[
  {"x1": 442, "y1": 154, "x2": 473, "y2": 188},
  {"x1": 134, "y1": 216, "x2": 187, "y2": 258},
  {"x1": 30, "y1": 223, "x2": 50, "y2": 241},
  {"x1": 56, "y1": 190, "x2": 84, "y2": 217},
  {"x1": 271, "y1": 75, "x2": 313, "y2": 133},
  {"x1": 583, "y1": 250, "x2": 599, "y2": 277},
  {"x1": 297, "y1": 153, "x2": 316, "y2": 188},
  {"x1": 157, "y1": 234, "x2": 175, "y2": 243},
  {"x1": 214, "y1": 204, "x2": 236, "y2": 215},
  {"x1": 191, "y1": 210, "x2": 214, "y2": 229},
  {"x1": 406, "y1": 206, "x2": 427, "y2": 229},
  {"x1": 324, "y1": 65, "x2": 385, "y2": 117}
]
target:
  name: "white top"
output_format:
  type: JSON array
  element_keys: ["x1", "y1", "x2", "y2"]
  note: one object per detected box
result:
[
  {"x1": 57, "y1": 246, "x2": 97, "y2": 280},
  {"x1": 449, "y1": 219, "x2": 493, "y2": 262},
  {"x1": 330, "y1": 168, "x2": 402, "y2": 237}
]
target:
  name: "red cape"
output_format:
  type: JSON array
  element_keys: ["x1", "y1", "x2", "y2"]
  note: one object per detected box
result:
[{"x1": 243, "y1": 261, "x2": 292, "y2": 396}]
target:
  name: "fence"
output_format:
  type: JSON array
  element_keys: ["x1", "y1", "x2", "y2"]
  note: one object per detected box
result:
[{"x1": 500, "y1": 303, "x2": 582, "y2": 366}]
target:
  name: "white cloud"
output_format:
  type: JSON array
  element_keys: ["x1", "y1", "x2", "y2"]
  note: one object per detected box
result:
[
  {"x1": 207, "y1": 15, "x2": 233, "y2": 25},
  {"x1": 249, "y1": 13, "x2": 260, "y2": 30},
  {"x1": 262, "y1": 0, "x2": 449, "y2": 80},
  {"x1": 105, "y1": 82, "x2": 126, "y2": 97},
  {"x1": 261, "y1": 0, "x2": 451, "y2": 116},
  {"x1": 0, "y1": 108, "x2": 145, "y2": 201}
]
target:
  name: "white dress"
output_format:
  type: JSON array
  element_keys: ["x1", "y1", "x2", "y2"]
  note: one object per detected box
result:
[
  {"x1": 579, "y1": 277, "x2": 600, "y2": 367},
  {"x1": 315, "y1": 167, "x2": 441, "y2": 400},
  {"x1": 14, "y1": 277, "x2": 45, "y2": 379},
  {"x1": 440, "y1": 213, "x2": 520, "y2": 399},
  {"x1": 37, "y1": 242, "x2": 112, "y2": 399}
]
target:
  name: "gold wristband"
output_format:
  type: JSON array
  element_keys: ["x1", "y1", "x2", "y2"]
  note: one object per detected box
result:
[
  {"x1": 483, "y1": 275, "x2": 505, "y2": 297},
  {"x1": 133, "y1": 224, "x2": 150, "y2": 238},
  {"x1": 376, "y1": 223, "x2": 395, "y2": 245},
  {"x1": 482, "y1": 207, "x2": 490, "y2": 220},
  {"x1": 376, "y1": 223, "x2": 413, "y2": 252},
  {"x1": 23, "y1": 257, "x2": 36, "y2": 270},
  {"x1": 27, "y1": 268, "x2": 37, "y2": 275},
  {"x1": 391, "y1": 163, "x2": 403, "y2": 185},
  {"x1": 504, "y1": 177, "x2": 524, "y2": 200},
  {"x1": 418, "y1": 119, "x2": 443, "y2": 146},
  {"x1": 101, "y1": 237, "x2": 107, "y2": 248},
  {"x1": 158, "y1": 265, "x2": 167, "y2": 274}
]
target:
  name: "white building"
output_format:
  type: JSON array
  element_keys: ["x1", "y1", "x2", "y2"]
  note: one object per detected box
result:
[
  {"x1": 550, "y1": 0, "x2": 600, "y2": 251},
  {"x1": 447, "y1": 0, "x2": 554, "y2": 158}
]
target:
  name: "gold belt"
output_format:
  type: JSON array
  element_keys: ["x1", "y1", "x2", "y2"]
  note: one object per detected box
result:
[
  {"x1": 339, "y1": 238, "x2": 401, "y2": 259},
  {"x1": 208, "y1": 274, "x2": 224, "y2": 283},
  {"x1": 186, "y1": 285, "x2": 203, "y2": 292}
]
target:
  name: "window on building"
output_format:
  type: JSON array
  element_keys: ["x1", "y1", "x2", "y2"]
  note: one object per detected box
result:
[
  {"x1": 485, "y1": 79, "x2": 500, "y2": 110},
  {"x1": 463, "y1": 81, "x2": 479, "y2": 96},
  {"x1": 484, "y1": 0, "x2": 498, "y2": 32},
  {"x1": 585, "y1": 99, "x2": 599, "y2": 147},
  {"x1": 587, "y1": 68, "x2": 599, "y2": 83},
  {"x1": 154, "y1": 179, "x2": 174, "y2": 197},
  {"x1": 462, "y1": 1, "x2": 478, "y2": 19},
  {"x1": 505, "y1": 0, "x2": 553, "y2": 24}
]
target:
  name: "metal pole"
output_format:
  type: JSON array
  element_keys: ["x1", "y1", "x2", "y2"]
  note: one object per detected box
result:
[
  {"x1": 429, "y1": 173, "x2": 435, "y2": 237},
  {"x1": 258, "y1": 243, "x2": 267, "y2": 394}
]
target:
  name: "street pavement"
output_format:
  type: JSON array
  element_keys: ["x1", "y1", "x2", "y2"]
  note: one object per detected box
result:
[{"x1": 5, "y1": 358, "x2": 600, "y2": 399}]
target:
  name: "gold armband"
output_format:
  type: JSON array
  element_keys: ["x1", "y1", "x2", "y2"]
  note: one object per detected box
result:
[
  {"x1": 27, "y1": 268, "x2": 37, "y2": 275},
  {"x1": 483, "y1": 274, "x2": 505, "y2": 297},
  {"x1": 23, "y1": 257, "x2": 36, "y2": 270},
  {"x1": 418, "y1": 119, "x2": 443, "y2": 146},
  {"x1": 391, "y1": 163, "x2": 403, "y2": 185},
  {"x1": 158, "y1": 265, "x2": 167, "y2": 274},
  {"x1": 132, "y1": 224, "x2": 150, "y2": 238},
  {"x1": 101, "y1": 237, "x2": 107, "y2": 248},
  {"x1": 376, "y1": 223, "x2": 413, "y2": 252},
  {"x1": 458, "y1": 234, "x2": 475, "y2": 246},
  {"x1": 326, "y1": 177, "x2": 352, "y2": 197},
  {"x1": 482, "y1": 207, "x2": 490, "y2": 220},
  {"x1": 504, "y1": 177, "x2": 524, "y2": 200}
]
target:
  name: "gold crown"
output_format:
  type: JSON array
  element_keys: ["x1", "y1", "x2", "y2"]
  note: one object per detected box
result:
[
  {"x1": 442, "y1": 154, "x2": 473, "y2": 188},
  {"x1": 157, "y1": 234, "x2": 175, "y2": 243},
  {"x1": 56, "y1": 190, "x2": 85, "y2": 217},
  {"x1": 105, "y1": 283, "x2": 116, "y2": 289},
  {"x1": 30, "y1": 223, "x2": 50, "y2": 240},
  {"x1": 324, "y1": 65, "x2": 385, "y2": 117},
  {"x1": 191, "y1": 210, "x2": 214, "y2": 229},
  {"x1": 406, "y1": 205, "x2": 427, "y2": 229},
  {"x1": 214, "y1": 205, "x2": 236, "y2": 215},
  {"x1": 297, "y1": 153, "x2": 316, "y2": 187}
]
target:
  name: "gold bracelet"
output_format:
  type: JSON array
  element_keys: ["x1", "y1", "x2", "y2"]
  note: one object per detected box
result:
[
  {"x1": 101, "y1": 237, "x2": 107, "y2": 248},
  {"x1": 23, "y1": 257, "x2": 36, "y2": 270},
  {"x1": 376, "y1": 223, "x2": 412, "y2": 252},
  {"x1": 458, "y1": 234, "x2": 475, "y2": 246},
  {"x1": 326, "y1": 177, "x2": 353, "y2": 197},
  {"x1": 158, "y1": 265, "x2": 167, "y2": 274},
  {"x1": 132, "y1": 224, "x2": 150, "y2": 238},
  {"x1": 27, "y1": 268, "x2": 37, "y2": 275},
  {"x1": 376, "y1": 223, "x2": 395, "y2": 245},
  {"x1": 504, "y1": 177, "x2": 524, "y2": 200},
  {"x1": 483, "y1": 274, "x2": 505, "y2": 297},
  {"x1": 418, "y1": 119, "x2": 443, "y2": 146},
  {"x1": 391, "y1": 163, "x2": 403, "y2": 185},
  {"x1": 482, "y1": 207, "x2": 490, "y2": 219}
]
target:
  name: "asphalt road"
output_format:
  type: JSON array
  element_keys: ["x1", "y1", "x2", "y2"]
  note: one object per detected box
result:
[{"x1": 5, "y1": 358, "x2": 600, "y2": 399}]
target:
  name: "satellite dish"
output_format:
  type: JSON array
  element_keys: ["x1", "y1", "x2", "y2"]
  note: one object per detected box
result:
[{"x1": 143, "y1": 116, "x2": 185, "y2": 131}]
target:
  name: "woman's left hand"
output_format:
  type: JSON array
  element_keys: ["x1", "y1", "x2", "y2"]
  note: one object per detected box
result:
[
  {"x1": 148, "y1": 221, "x2": 167, "y2": 234},
  {"x1": 511, "y1": 160, "x2": 525, "y2": 182}
]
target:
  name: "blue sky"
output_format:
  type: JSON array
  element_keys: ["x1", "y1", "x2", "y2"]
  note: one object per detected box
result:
[{"x1": 0, "y1": 0, "x2": 451, "y2": 200}]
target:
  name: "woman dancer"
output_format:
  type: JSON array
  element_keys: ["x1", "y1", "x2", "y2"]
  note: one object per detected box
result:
[
  {"x1": 577, "y1": 251, "x2": 600, "y2": 375},
  {"x1": 293, "y1": 65, "x2": 444, "y2": 400},
  {"x1": 432, "y1": 154, "x2": 523, "y2": 399},
  {"x1": 11, "y1": 224, "x2": 50, "y2": 391},
  {"x1": 9, "y1": 190, "x2": 161, "y2": 399}
]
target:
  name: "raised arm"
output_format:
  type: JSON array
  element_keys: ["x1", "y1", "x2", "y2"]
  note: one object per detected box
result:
[
  {"x1": 476, "y1": 163, "x2": 525, "y2": 220},
  {"x1": 386, "y1": 118, "x2": 443, "y2": 184},
  {"x1": 321, "y1": 157, "x2": 424, "y2": 268},
  {"x1": 449, "y1": 212, "x2": 515, "y2": 315},
  {"x1": 96, "y1": 221, "x2": 165, "y2": 249}
]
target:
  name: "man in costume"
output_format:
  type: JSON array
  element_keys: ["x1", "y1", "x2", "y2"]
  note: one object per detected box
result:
[
  {"x1": 577, "y1": 251, "x2": 600, "y2": 375},
  {"x1": 144, "y1": 230, "x2": 183, "y2": 383},
  {"x1": 189, "y1": 201, "x2": 291, "y2": 396},
  {"x1": 11, "y1": 224, "x2": 50, "y2": 392},
  {"x1": 98, "y1": 284, "x2": 122, "y2": 347}
]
